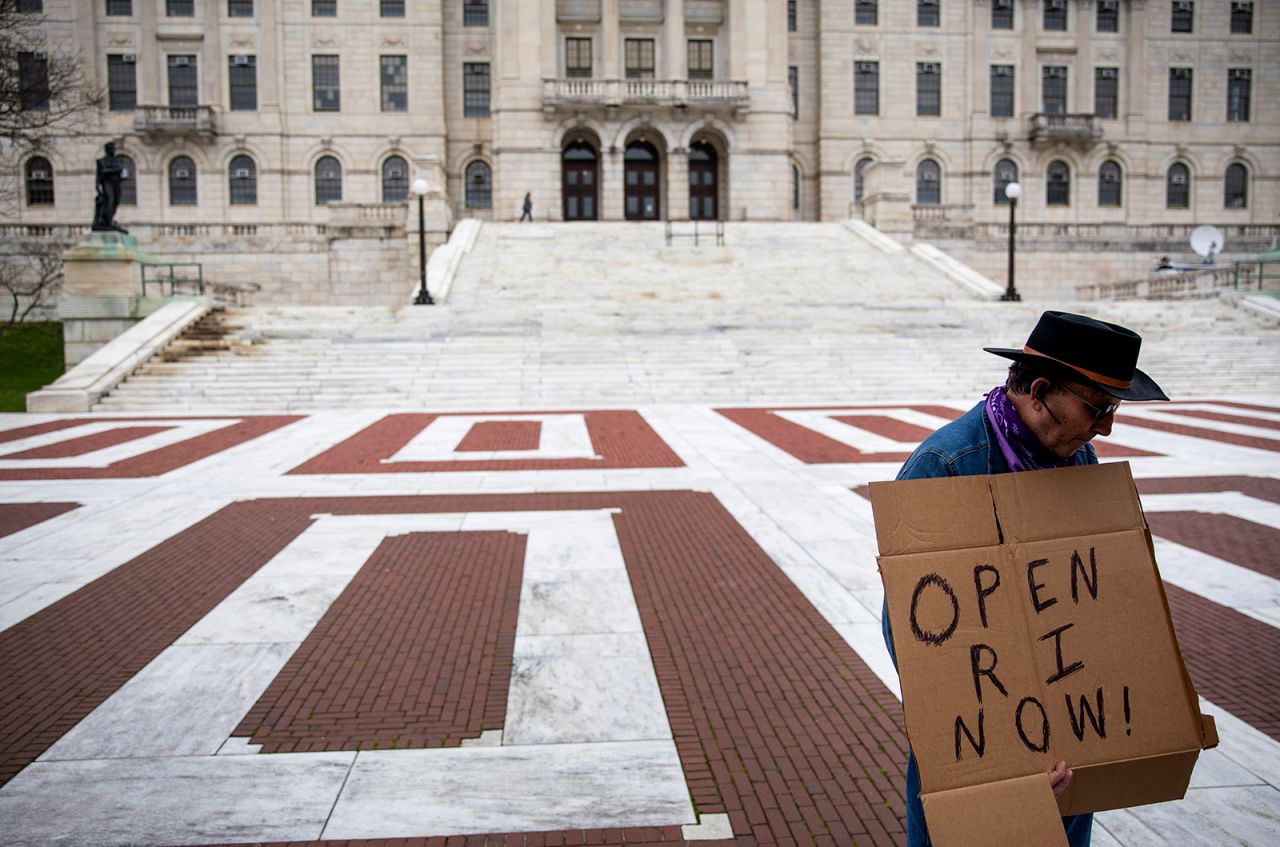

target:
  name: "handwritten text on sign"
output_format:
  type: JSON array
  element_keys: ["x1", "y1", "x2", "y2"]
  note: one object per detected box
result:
[{"x1": 907, "y1": 546, "x2": 1134, "y2": 761}]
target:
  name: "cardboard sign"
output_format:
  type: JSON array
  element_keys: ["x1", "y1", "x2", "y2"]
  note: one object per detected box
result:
[{"x1": 871, "y1": 462, "x2": 1218, "y2": 847}]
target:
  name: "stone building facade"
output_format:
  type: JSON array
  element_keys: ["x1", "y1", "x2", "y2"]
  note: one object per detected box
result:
[{"x1": 3, "y1": 0, "x2": 1277, "y2": 298}]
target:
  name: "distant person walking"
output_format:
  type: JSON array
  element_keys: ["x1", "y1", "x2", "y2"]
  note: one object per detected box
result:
[{"x1": 519, "y1": 192, "x2": 533, "y2": 222}]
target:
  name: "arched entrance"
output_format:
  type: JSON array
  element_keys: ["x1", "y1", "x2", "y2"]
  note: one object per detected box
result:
[
  {"x1": 561, "y1": 140, "x2": 598, "y2": 221},
  {"x1": 688, "y1": 141, "x2": 718, "y2": 220},
  {"x1": 624, "y1": 141, "x2": 661, "y2": 220}
]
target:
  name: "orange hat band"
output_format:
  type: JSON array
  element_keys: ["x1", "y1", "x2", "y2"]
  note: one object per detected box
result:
[{"x1": 1022, "y1": 345, "x2": 1134, "y2": 390}]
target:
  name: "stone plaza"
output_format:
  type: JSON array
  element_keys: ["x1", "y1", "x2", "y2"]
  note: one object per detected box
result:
[{"x1": 2, "y1": 218, "x2": 1280, "y2": 846}]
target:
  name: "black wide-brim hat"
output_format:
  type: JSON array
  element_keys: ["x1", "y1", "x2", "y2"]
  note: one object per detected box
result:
[{"x1": 984, "y1": 311, "x2": 1169, "y2": 401}]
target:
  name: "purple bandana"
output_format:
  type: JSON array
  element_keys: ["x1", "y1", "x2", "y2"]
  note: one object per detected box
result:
[{"x1": 984, "y1": 385, "x2": 1083, "y2": 473}]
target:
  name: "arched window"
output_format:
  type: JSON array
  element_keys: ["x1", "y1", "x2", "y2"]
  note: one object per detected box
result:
[
  {"x1": 1046, "y1": 160, "x2": 1070, "y2": 206},
  {"x1": 229, "y1": 154, "x2": 257, "y2": 205},
  {"x1": 464, "y1": 160, "x2": 492, "y2": 208},
  {"x1": 916, "y1": 159, "x2": 940, "y2": 205},
  {"x1": 1224, "y1": 163, "x2": 1248, "y2": 209},
  {"x1": 1098, "y1": 160, "x2": 1122, "y2": 207},
  {"x1": 315, "y1": 155, "x2": 342, "y2": 204},
  {"x1": 169, "y1": 156, "x2": 197, "y2": 205},
  {"x1": 993, "y1": 158, "x2": 1018, "y2": 205},
  {"x1": 382, "y1": 155, "x2": 408, "y2": 203},
  {"x1": 25, "y1": 156, "x2": 54, "y2": 206},
  {"x1": 1166, "y1": 163, "x2": 1190, "y2": 209},
  {"x1": 119, "y1": 155, "x2": 137, "y2": 206},
  {"x1": 854, "y1": 157, "x2": 872, "y2": 204}
]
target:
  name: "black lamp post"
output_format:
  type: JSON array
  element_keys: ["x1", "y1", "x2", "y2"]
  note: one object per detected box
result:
[
  {"x1": 411, "y1": 177, "x2": 434, "y2": 305},
  {"x1": 1002, "y1": 180, "x2": 1022, "y2": 302}
]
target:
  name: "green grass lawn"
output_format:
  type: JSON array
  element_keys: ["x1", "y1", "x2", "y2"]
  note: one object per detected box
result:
[{"x1": 0, "y1": 323, "x2": 64, "y2": 412}]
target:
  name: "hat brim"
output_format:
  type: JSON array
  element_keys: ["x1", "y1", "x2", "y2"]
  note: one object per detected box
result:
[{"x1": 984, "y1": 347, "x2": 1169, "y2": 402}]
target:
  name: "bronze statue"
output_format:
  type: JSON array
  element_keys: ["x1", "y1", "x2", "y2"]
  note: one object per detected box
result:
[{"x1": 92, "y1": 142, "x2": 128, "y2": 233}]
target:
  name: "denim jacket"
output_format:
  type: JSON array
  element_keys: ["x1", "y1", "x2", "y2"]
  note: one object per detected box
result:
[{"x1": 882, "y1": 398, "x2": 1096, "y2": 847}]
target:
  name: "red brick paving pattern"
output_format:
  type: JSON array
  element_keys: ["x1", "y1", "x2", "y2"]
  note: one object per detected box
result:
[
  {"x1": 456, "y1": 421, "x2": 543, "y2": 452},
  {"x1": 0, "y1": 425, "x2": 174, "y2": 459},
  {"x1": 1168, "y1": 409, "x2": 1280, "y2": 431},
  {"x1": 1146, "y1": 512, "x2": 1280, "y2": 581},
  {"x1": 831, "y1": 415, "x2": 936, "y2": 443},
  {"x1": 2, "y1": 492, "x2": 906, "y2": 846},
  {"x1": 290, "y1": 412, "x2": 683, "y2": 474},
  {"x1": 720, "y1": 405, "x2": 1157, "y2": 463},
  {"x1": 1117, "y1": 412, "x2": 1280, "y2": 452},
  {"x1": 199, "y1": 828, "x2": 718, "y2": 847},
  {"x1": 0, "y1": 502, "x2": 80, "y2": 538},
  {"x1": 1136, "y1": 475, "x2": 1280, "y2": 504},
  {"x1": 236, "y1": 531, "x2": 525, "y2": 752},
  {"x1": 1164, "y1": 584, "x2": 1280, "y2": 741},
  {"x1": 0, "y1": 415, "x2": 302, "y2": 480},
  {"x1": 717, "y1": 405, "x2": 966, "y2": 463}
]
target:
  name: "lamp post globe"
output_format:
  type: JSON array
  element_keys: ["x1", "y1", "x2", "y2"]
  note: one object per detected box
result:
[
  {"x1": 411, "y1": 178, "x2": 433, "y2": 305},
  {"x1": 1002, "y1": 181, "x2": 1022, "y2": 302}
]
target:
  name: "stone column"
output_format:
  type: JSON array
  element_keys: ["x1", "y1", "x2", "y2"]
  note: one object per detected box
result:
[
  {"x1": 1075, "y1": 1, "x2": 1092, "y2": 110},
  {"x1": 668, "y1": 146, "x2": 690, "y2": 220},
  {"x1": 1020, "y1": 0, "x2": 1038, "y2": 115},
  {"x1": 601, "y1": 146, "x2": 625, "y2": 220},
  {"x1": 602, "y1": 0, "x2": 620, "y2": 79},
  {"x1": 666, "y1": 0, "x2": 686, "y2": 79}
]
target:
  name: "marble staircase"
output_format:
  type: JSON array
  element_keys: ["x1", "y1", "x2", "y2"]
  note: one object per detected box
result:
[{"x1": 94, "y1": 223, "x2": 1280, "y2": 411}]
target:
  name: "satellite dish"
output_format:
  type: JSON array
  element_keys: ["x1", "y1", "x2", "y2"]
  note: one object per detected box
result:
[{"x1": 1189, "y1": 225, "x2": 1224, "y2": 264}]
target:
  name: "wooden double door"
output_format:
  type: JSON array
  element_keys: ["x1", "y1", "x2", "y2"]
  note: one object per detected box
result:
[
  {"x1": 624, "y1": 141, "x2": 660, "y2": 221},
  {"x1": 562, "y1": 141, "x2": 598, "y2": 221}
]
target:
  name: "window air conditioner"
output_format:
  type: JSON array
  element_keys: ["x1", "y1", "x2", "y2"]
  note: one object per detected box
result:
[
  {"x1": 33, "y1": 51, "x2": 47, "y2": 61},
  {"x1": 1099, "y1": 0, "x2": 1118, "y2": 10},
  {"x1": 122, "y1": 53, "x2": 136, "y2": 63},
  {"x1": 1171, "y1": 172, "x2": 1187, "y2": 184},
  {"x1": 232, "y1": 55, "x2": 251, "y2": 65},
  {"x1": 856, "y1": 62, "x2": 877, "y2": 73},
  {"x1": 172, "y1": 56, "x2": 190, "y2": 66},
  {"x1": 1048, "y1": 0, "x2": 1065, "y2": 10},
  {"x1": 1102, "y1": 172, "x2": 1118, "y2": 182},
  {"x1": 994, "y1": 66, "x2": 1013, "y2": 76},
  {"x1": 388, "y1": 168, "x2": 403, "y2": 178},
  {"x1": 995, "y1": 0, "x2": 1012, "y2": 8},
  {"x1": 920, "y1": 63, "x2": 940, "y2": 73},
  {"x1": 1173, "y1": 1, "x2": 1192, "y2": 11},
  {"x1": 31, "y1": 170, "x2": 48, "y2": 180},
  {"x1": 1229, "y1": 69, "x2": 1250, "y2": 79},
  {"x1": 1000, "y1": 170, "x2": 1015, "y2": 182},
  {"x1": 234, "y1": 168, "x2": 251, "y2": 178},
  {"x1": 1232, "y1": 2, "x2": 1253, "y2": 11},
  {"x1": 322, "y1": 170, "x2": 336, "y2": 179},
  {"x1": 175, "y1": 169, "x2": 190, "y2": 178},
  {"x1": 1099, "y1": 68, "x2": 1117, "y2": 79}
]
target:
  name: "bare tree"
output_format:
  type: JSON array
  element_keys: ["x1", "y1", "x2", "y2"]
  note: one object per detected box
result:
[
  {"x1": 0, "y1": 241, "x2": 63, "y2": 325},
  {"x1": 0, "y1": 0, "x2": 103, "y2": 146}
]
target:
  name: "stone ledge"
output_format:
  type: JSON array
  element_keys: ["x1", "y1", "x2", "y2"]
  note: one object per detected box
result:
[{"x1": 27, "y1": 298, "x2": 212, "y2": 413}]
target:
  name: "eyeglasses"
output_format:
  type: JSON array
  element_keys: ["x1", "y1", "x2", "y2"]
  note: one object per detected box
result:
[{"x1": 1054, "y1": 383, "x2": 1121, "y2": 423}]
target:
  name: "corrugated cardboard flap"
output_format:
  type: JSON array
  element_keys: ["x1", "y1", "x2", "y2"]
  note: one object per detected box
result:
[
  {"x1": 869, "y1": 474, "x2": 1000, "y2": 556},
  {"x1": 1057, "y1": 748, "x2": 1201, "y2": 817},
  {"x1": 991, "y1": 462, "x2": 1143, "y2": 543},
  {"x1": 922, "y1": 773, "x2": 1068, "y2": 847}
]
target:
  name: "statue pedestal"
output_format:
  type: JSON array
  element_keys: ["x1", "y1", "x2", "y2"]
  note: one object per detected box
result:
[
  {"x1": 62, "y1": 232, "x2": 153, "y2": 296},
  {"x1": 59, "y1": 232, "x2": 168, "y2": 367}
]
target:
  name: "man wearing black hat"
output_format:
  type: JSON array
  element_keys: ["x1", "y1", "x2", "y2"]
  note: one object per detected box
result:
[{"x1": 882, "y1": 311, "x2": 1168, "y2": 847}]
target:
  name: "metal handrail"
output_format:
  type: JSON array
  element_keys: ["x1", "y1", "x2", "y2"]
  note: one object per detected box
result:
[
  {"x1": 664, "y1": 219, "x2": 724, "y2": 247},
  {"x1": 141, "y1": 262, "x2": 204, "y2": 297}
]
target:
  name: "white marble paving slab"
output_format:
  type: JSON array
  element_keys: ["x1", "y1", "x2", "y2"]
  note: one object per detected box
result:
[
  {"x1": 518, "y1": 569, "x2": 645, "y2": 636},
  {"x1": 1128, "y1": 406, "x2": 1280, "y2": 440},
  {"x1": 1200, "y1": 698, "x2": 1280, "y2": 789},
  {"x1": 0, "y1": 752, "x2": 355, "y2": 847},
  {"x1": 41, "y1": 642, "x2": 296, "y2": 761},
  {"x1": 507, "y1": 633, "x2": 669, "y2": 744},
  {"x1": 1094, "y1": 785, "x2": 1280, "y2": 847},
  {"x1": 323, "y1": 740, "x2": 694, "y2": 839},
  {"x1": 0, "y1": 419, "x2": 230, "y2": 469},
  {"x1": 1153, "y1": 538, "x2": 1280, "y2": 625}
]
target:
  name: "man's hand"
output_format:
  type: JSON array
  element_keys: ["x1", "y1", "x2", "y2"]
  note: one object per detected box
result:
[{"x1": 1049, "y1": 760, "x2": 1073, "y2": 798}]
